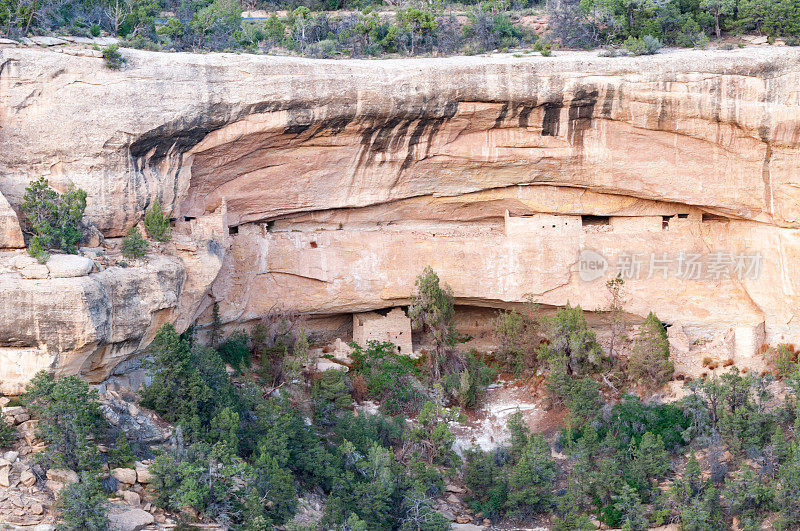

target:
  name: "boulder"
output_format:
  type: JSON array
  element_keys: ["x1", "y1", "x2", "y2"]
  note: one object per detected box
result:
[
  {"x1": 14, "y1": 255, "x2": 49, "y2": 279},
  {"x1": 93, "y1": 37, "x2": 120, "y2": 45},
  {"x1": 20, "y1": 468, "x2": 37, "y2": 487},
  {"x1": 61, "y1": 36, "x2": 94, "y2": 44},
  {"x1": 446, "y1": 494, "x2": 462, "y2": 505},
  {"x1": 134, "y1": 463, "x2": 151, "y2": 484},
  {"x1": 121, "y1": 490, "x2": 141, "y2": 506},
  {"x1": 108, "y1": 505, "x2": 155, "y2": 531},
  {"x1": 0, "y1": 460, "x2": 10, "y2": 487},
  {"x1": 80, "y1": 225, "x2": 105, "y2": 248},
  {"x1": 46, "y1": 468, "x2": 79, "y2": 485},
  {"x1": 0, "y1": 255, "x2": 195, "y2": 394},
  {"x1": 2, "y1": 406, "x2": 25, "y2": 418},
  {"x1": 29, "y1": 36, "x2": 67, "y2": 46},
  {"x1": 111, "y1": 467, "x2": 137, "y2": 485},
  {"x1": 29, "y1": 501, "x2": 44, "y2": 515},
  {"x1": 46, "y1": 254, "x2": 93, "y2": 278}
]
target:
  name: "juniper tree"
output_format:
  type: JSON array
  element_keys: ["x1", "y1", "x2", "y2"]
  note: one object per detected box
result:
[
  {"x1": 628, "y1": 312, "x2": 673, "y2": 389},
  {"x1": 409, "y1": 267, "x2": 463, "y2": 379},
  {"x1": 21, "y1": 177, "x2": 87, "y2": 262}
]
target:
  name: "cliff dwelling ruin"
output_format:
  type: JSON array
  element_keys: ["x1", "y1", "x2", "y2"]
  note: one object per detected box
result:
[
  {"x1": 353, "y1": 308, "x2": 414, "y2": 356},
  {"x1": 1, "y1": 47, "x2": 799, "y2": 391}
]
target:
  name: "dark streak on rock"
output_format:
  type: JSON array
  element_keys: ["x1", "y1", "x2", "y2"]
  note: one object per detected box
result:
[
  {"x1": 518, "y1": 102, "x2": 536, "y2": 128},
  {"x1": 541, "y1": 100, "x2": 562, "y2": 137},
  {"x1": 763, "y1": 143, "x2": 773, "y2": 214},
  {"x1": 567, "y1": 89, "x2": 598, "y2": 147},
  {"x1": 601, "y1": 85, "x2": 615, "y2": 118},
  {"x1": 494, "y1": 103, "x2": 509, "y2": 129}
]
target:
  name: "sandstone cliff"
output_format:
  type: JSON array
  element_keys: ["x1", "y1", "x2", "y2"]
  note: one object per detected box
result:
[{"x1": 2, "y1": 45, "x2": 800, "y2": 388}]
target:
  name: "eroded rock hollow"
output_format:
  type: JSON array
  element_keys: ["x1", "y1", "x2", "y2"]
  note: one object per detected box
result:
[{"x1": 2, "y1": 46, "x2": 800, "y2": 391}]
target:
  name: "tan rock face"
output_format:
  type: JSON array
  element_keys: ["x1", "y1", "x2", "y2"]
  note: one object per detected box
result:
[
  {"x1": 0, "y1": 238, "x2": 224, "y2": 394},
  {"x1": 3, "y1": 47, "x2": 800, "y2": 385},
  {"x1": 0, "y1": 190, "x2": 23, "y2": 249}
]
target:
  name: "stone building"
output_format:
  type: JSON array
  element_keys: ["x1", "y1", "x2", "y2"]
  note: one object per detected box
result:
[{"x1": 352, "y1": 308, "x2": 414, "y2": 355}]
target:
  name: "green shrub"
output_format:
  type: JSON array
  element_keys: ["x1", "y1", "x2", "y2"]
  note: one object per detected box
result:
[
  {"x1": 506, "y1": 433, "x2": 556, "y2": 515},
  {"x1": 493, "y1": 308, "x2": 540, "y2": 374},
  {"x1": 21, "y1": 177, "x2": 87, "y2": 262},
  {"x1": 218, "y1": 331, "x2": 251, "y2": 370},
  {"x1": 22, "y1": 372, "x2": 106, "y2": 472},
  {"x1": 331, "y1": 410, "x2": 405, "y2": 455},
  {"x1": 143, "y1": 198, "x2": 171, "y2": 242},
  {"x1": 442, "y1": 349, "x2": 496, "y2": 410},
  {"x1": 623, "y1": 35, "x2": 646, "y2": 54},
  {"x1": 107, "y1": 432, "x2": 135, "y2": 469},
  {"x1": 150, "y1": 442, "x2": 254, "y2": 524},
  {"x1": 0, "y1": 419, "x2": 16, "y2": 448},
  {"x1": 628, "y1": 312, "x2": 673, "y2": 389},
  {"x1": 350, "y1": 340, "x2": 426, "y2": 415},
  {"x1": 90, "y1": 23, "x2": 101, "y2": 37},
  {"x1": 140, "y1": 324, "x2": 236, "y2": 441},
  {"x1": 775, "y1": 344, "x2": 797, "y2": 377},
  {"x1": 463, "y1": 447, "x2": 509, "y2": 517},
  {"x1": 624, "y1": 35, "x2": 663, "y2": 54},
  {"x1": 102, "y1": 44, "x2": 125, "y2": 69},
  {"x1": 250, "y1": 452, "x2": 298, "y2": 525},
  {"x1": 312, "y1": 369, "x2": 352, "y2": 422},
  {"x1": 406, "y1": 401, "x2": 461, "y2": 468},
  {"x1": 56, "y1": 474, "x2": 109, "y2": 531},
  {"x1": 121, "y1": 227, "x2": 147, "y2": 259},
  {"x1": 603, "y1": 394, "x2": 689, "y2": 451},
  {"x1": 546, "y1": 303, "x2": 606, "y2": 376},
  {"x1": 409, "y1": 267, "x2": 462, "y2": 379},
  {"x1": 534, "y1": 38, "x2": 552, "y2": 55}
]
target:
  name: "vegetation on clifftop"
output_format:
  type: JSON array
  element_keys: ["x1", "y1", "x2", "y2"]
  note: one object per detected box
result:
[
  {"x1": 3, "y1": 0, "x2": 799, "y2": 57},
  {"x1": 21, "y1": 177, "x2": 87, "y2": 263}
]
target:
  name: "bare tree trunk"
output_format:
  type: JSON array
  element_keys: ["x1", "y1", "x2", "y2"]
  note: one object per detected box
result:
[{"x1": 24, "y1": 1, "x2": 35, "y2": 36}]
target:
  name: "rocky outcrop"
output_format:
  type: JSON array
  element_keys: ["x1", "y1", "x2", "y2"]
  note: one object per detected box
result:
[
  {"x1": 0, "y1": 221, "x2": 224, "y2": 394},
  {"x1": 3, "y1": 46, "x2": 800, "y2": 385},
  {"x1": 0, "y1": 190, "x2": 23, "y2": 249}
]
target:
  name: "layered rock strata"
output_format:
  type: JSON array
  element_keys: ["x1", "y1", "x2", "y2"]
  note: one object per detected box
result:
[{"x1": 2, "y1": 46, "x2": 800, "y2": 386}]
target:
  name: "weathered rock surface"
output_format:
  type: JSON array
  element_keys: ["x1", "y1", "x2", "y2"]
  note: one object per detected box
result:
[
  {"x1": 0, "y1": 242, "x2": 223, "y2": 394},
  {"x1": 45, "y1": 254, "x2": 93, "y2": 278},
  {"x1": 0, "y1": 190, "x2": 23, "y2": 249},
  {"x1": 107, "y1": 504, "x2": 154, "y2": 531},
  {"x1": 3, "y1": 47, "x2": 800, "y2": 232},
  {"x1": 3, "y1": 46, "x2": 800, "y2": 384},
  {"x1": 111, "y1": 468, "x2": 137, "y2": 485}
]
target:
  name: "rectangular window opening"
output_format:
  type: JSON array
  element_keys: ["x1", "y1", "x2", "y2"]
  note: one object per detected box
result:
[
  {"x1": 228, "y1": 225, "x2": 239, "y2": 235},
  {"x1": 702, "y1": 213, "x2": 728, "y2": 222},
  {"x1": 581, "y1": 215, "x2": 610, "y2": 226}
]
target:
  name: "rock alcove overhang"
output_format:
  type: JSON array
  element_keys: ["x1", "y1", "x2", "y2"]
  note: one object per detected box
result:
[
  {"x1": 2, "y1": 46, "x2": 800, "y2": 388},
  {"x1": 160, "y1": 80, "x2": 800, "y2": 376}
]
